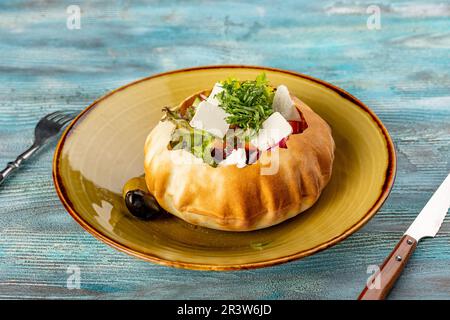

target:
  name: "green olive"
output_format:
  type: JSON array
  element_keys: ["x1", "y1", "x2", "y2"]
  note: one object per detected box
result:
[
  {"x1": 122, "y1": 176, "x2": 163, "y2": 220},
  {"x1": 122, "y1": 176, "x2": 149, "y2": 198}
]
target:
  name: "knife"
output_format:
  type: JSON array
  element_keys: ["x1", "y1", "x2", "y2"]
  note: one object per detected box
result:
[{"x1": 358, "y1": 173, "x2": 450, "y2": 300}]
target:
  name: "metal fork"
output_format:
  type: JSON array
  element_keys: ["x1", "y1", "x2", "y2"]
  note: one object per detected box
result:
[{"x1": 0, "y1": 111, "x2": 75, "y2": 185}]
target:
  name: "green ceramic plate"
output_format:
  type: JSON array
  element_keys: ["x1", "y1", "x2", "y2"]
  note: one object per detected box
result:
[{"x1": 53, "y1": 66, "x2": 396, "y2": 270}]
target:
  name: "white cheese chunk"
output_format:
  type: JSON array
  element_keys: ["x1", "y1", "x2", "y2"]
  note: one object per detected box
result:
[
  {"x1": 207, "y1": 82, "x2": 224, "y2": 106},
  {"x1": 189, "y1": 100, "x2": 230, "y2": 138},
  {"x1": 272, "y1": 85, "x2": 301, "y2": 121},
  {"x1": 219, "y1": 148, "x2": 247, "y2": 168},
  {"x1": 251, "y1": 112, "x2": 292, "y2": 150}
]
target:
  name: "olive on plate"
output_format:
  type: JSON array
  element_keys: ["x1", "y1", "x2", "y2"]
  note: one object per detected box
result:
[{"x1": 122, "y1": 177, "x2": 163, "y2": 220}]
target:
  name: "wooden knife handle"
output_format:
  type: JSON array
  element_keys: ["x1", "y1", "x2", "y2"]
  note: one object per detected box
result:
[{"x1": 358, "y1": 235, "x2": 417, "y2": 300}]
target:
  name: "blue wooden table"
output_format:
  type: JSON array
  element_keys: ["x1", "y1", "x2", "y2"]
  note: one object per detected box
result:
[{"x1": 0, "y1": 0, "x2": 449, "y2": 299}]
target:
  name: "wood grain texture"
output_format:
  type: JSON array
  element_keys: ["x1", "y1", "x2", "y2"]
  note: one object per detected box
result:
[{"x1": 0, "y1": 0, "x2": 449, "y2": 299}]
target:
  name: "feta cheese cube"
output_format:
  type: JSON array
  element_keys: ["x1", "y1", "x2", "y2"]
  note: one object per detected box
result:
[
  {"x1": 207, "y1": 83, "x2": 224, "y2": 106},
  {"x1": 189, "y1": 100, "x2": 230, "y2": 138},
  {"x1": 272, "y1": 85, "x2": 301, "y2": 121},
  {"x1": 219, "y1": 148, "x2": 247, "y2": 168},
  {"x1": 251, "y1": 112, "x2": 293, "y2": 150}
]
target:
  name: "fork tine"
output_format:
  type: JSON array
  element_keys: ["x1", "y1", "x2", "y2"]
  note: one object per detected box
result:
[
  {"x1": 59, "y1": 117, "x2": 74, "y2": 126},
  {"x1": 58, "y1": 115, "x2": 75, "y2": 125},
  {"x1": 56, "y1": 114, "x2": 75, "y2": 125},
  {"x1": 44, "y1": 111, "x2": 64, "y2": 120},
  {"x1": 52, "y1": 113, "x2": 68, "y2": 122},
  {"x1": 50, "y1": 112, "x2": 73, "y2": 123}
]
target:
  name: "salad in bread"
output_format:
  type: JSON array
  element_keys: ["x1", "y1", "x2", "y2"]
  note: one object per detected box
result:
[
  {"x1": 124, "y1": 73, "x2": 334, "y2": 231},
  {"x1": 162, "y1": 73, "x2": 308, "y2": 168}
]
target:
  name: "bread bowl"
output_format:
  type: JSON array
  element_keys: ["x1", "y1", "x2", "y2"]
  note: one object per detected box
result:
[{"x1": 143, "y1": 74, "x2": 335, "y2": 231}]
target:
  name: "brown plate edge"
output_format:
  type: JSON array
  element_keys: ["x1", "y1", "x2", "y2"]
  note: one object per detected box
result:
[{"x1": 52, "y1": 65, "x2": 397, "y2": 271}]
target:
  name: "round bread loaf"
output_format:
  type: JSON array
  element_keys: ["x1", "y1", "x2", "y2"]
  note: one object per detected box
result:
[{"x1": 144, "y1": 91, "x2": 335, "y2": 231}]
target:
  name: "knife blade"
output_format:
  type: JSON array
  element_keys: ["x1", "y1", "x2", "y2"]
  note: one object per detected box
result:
[
  {"x1": 405, "y1": 173, "x2": 450, "y2": 241},
  {"x1": 358, "y1": 173, "x2": 450, "y2": 300}
]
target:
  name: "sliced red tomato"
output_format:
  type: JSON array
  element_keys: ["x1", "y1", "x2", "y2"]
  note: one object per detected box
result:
[
  {"x1": 290, "y1": 119, "x2": 309, "y2": 133},
  {"x1": 288, "y1": 109, "x2": 308, "y2": 134},
  {"x1": 288, "y1": 120, "x2": 300, "y2": 134},
  {"x1": 289, "y1": 120, "x2": 309, "y2": 134},
  {"x1": 278, "y1": 137, "x2": 288, "y2": 149},
  {"x1": 213, "y1": 126, "x2": 295, "y2": 165}
]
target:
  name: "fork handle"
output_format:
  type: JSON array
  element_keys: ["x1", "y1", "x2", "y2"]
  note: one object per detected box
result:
[{"x1": 0, "y1": 144, "x2": 41, "y2": 185}]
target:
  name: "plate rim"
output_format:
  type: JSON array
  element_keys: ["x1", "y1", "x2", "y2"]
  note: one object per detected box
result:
[{"x1": 52, "y1": 65, "x2": 397, "y2": 271}]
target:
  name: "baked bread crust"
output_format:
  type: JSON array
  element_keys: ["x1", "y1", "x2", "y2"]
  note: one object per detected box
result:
[{"x1": 144, "y1": 92, "x2": 335, "y2": 231}]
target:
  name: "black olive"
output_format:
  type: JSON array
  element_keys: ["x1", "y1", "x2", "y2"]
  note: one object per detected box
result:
[{"x1": 124, "y1": 189, "x2": 162, "y2": 220}]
